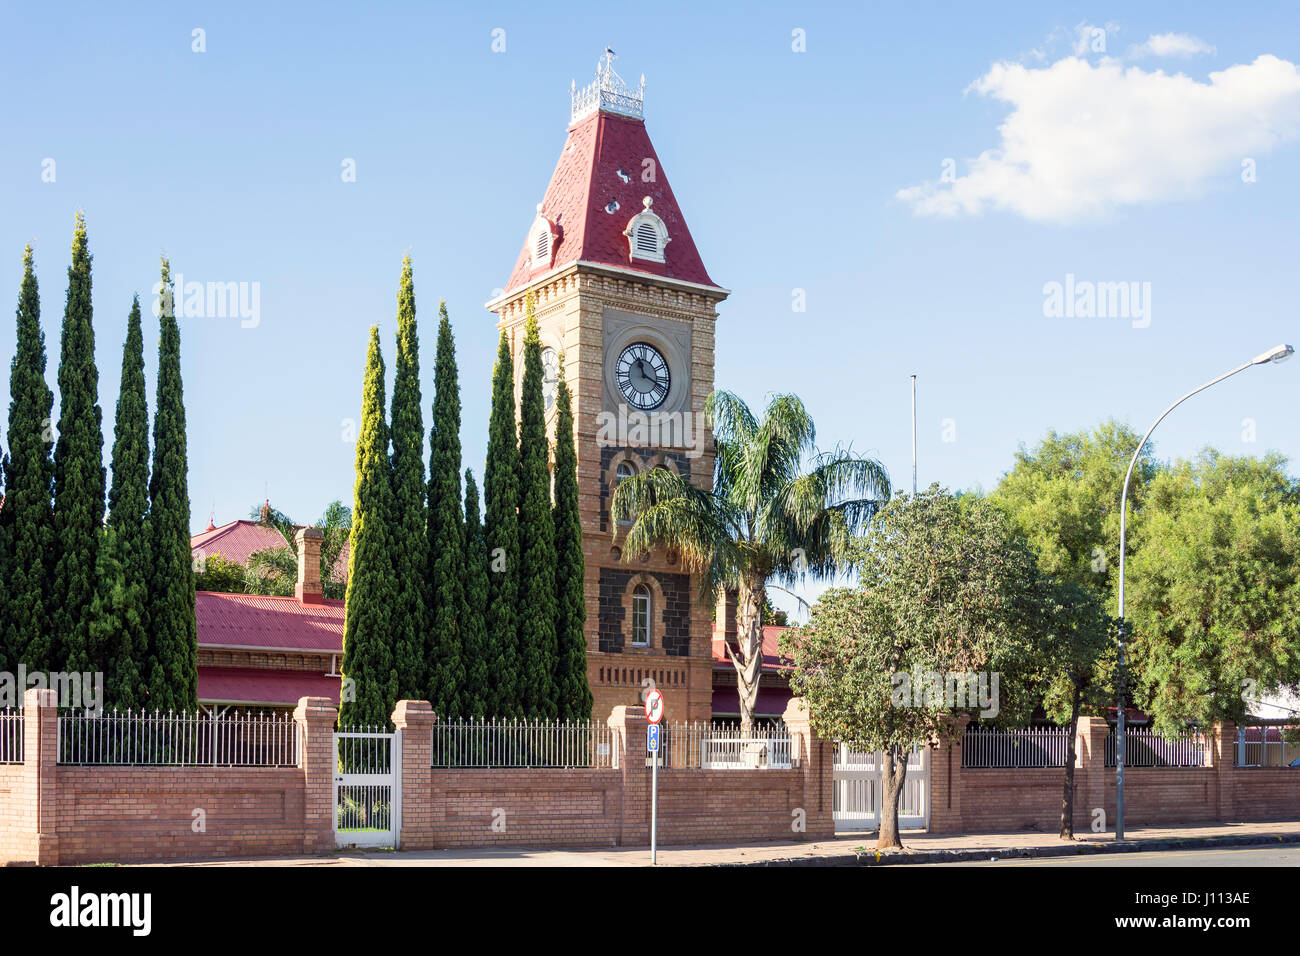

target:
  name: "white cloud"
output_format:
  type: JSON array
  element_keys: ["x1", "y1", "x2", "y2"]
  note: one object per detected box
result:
[
  {"x1": 1130, "y1": 33, "x2": 1216, "y2": 58},
  {"x1": 897, "y1": 53, "x2": 1300, "y2": 223}
]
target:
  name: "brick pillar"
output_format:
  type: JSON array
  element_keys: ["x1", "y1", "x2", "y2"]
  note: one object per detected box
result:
[
  {"x1": 607, "y1": 705, "x2": 649, "y2": 846},
  {"x1": 926, "y1": 714, "x2": 969, "y2": 834},
  {"x1": 294, "y1": 696, "x2": 338, "y2": 854},
  {"x1": 1074, "y1": 716, "x2": 1110, "y2": 834},
  {"x1": 782, "y1": 697, "x2": 834, "y2": 839},
  {"x1": 25, "y1": 688, "x2": 59, "y2": 865},
  {"x1": 294, "y1": 527, "x2": 324, "y2": 605},
  {"x1": 391, "y1": 700, "x2": 434, "y2": 849},
  {"x1": 1212, "y1": 722, "x2": 1236, "y2": 823}
]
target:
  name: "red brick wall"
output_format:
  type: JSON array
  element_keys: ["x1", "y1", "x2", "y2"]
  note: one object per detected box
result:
[
  {"x1": 53, "y1": 766, "x2": 307, "y2": 865},
  {"x1": 929, "y1": 719, "x2": 1300, "y2": 834}
]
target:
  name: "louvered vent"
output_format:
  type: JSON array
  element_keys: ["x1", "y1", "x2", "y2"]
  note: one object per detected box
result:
[
  {"x1": 535, "y1": 228, "x2": 550, "y2": 263},
  {"x1": 635, "y1": 222, "x2": 659, "y2": 255}
]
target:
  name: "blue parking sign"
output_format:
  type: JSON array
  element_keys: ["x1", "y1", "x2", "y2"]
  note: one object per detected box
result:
[{"x1": 647, "y1": 724, "x2": 660, "y2": 753}]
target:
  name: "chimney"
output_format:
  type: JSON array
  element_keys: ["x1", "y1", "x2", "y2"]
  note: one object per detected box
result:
[
  {"x1": 295, "y1": 527, "x2": 324, "y2": 605},
  {"x1": 714, "y1": 587, "x2": 738, "y2": 643}
]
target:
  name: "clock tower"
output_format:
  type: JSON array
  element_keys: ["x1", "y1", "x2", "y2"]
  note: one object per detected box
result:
[{"x1": 487, "y1": 51, "x2": 728, "y2": 723}]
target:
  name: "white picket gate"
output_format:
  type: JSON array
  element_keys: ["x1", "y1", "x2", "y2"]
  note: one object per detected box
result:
[
  {"x1": 333, "y1": 729, "x2": 401, "y2": 848},
  {"x1": 832, "y1": 744, "x2": 930, "y2": 831}
]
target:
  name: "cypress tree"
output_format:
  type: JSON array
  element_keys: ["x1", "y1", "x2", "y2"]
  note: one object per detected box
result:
[
  {"x1": 388, "y1": 256, "x2": 427, "y2": 700},
  {"x1": 86, "y1": 296, "x2": 150, "y2": 709},
  {"x1": 340, "y1": 326, "x2": 399, "y2": 727},
  {"x1": 146, "y1": 260, "x2": 197, "y2": 711},
  {"x1": 516, "y1": 299, "x2": 558, "y2": 718},
  {"x1": 483, "y1": 329, "x2": 521, "y2": 717},
  {"x1": 50, "y1": 213, "x2": 105, "y2": 673},
  {"x1": 552, "y1": 362, "x2": 592, "y2": 720},
  {"x1": 461, "y1": 469, "x2": 491, "y2": 716},
  {"x1": 426, "y1": 303, "x2": 466, "y2": 716},
  {"x1": 0, "y1": 246, "x2": 55, "y2": 675}
]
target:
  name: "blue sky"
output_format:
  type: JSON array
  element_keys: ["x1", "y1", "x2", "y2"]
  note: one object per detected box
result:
[{"x1": 2, "y1": 2, "x2": 1299, "y2": 617}]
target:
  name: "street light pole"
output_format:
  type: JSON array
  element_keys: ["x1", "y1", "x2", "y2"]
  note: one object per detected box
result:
[{"x1": 1114, "y1": 343, "x2": 1293, "y2": 841}]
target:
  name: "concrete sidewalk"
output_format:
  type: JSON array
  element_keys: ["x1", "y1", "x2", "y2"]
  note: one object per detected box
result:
[{"x1": 147, "y1": 820, "x2": 1300, "y2": 867}]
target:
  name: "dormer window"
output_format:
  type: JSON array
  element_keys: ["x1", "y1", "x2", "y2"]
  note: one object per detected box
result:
[
  {"x1": 623, "y1": 196, "x2": 670, "y2": 264},
  {"x1": 529, "y1": 204, "x2": 559, "y2": 272}
]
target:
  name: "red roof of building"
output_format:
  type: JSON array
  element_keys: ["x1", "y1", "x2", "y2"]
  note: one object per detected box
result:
[
  {"x1": 198, "y1": 666, "x2": 340, "y2": 707},
  {"x1": 191, "y1": 519, "x2": 349, "y2": 584},
  {"x1": 196, "y1": 591, "x2": 345, "y2": 653},
  {"x1": 502, "y1": 109, "x2": 720, "y2": 297},
  {"x1": 712, "y1": 625, "x2": 794, "y2": 672},
  {"x1": 191, "y1": 519, "x2": 289, "y2": 565}
]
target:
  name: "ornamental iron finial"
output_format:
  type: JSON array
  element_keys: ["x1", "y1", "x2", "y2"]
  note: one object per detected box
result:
[{"x1": 571, "y1": 48, "x2": 645, "y2": 123}]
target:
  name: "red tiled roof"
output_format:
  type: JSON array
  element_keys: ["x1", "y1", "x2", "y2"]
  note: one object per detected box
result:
[
  {"x1": 197, "y1": 666, "x2": 340, "y2": 707},
  {"x1": 196, "y1": 591, "x2": 344, "y2": 653},
  {"x1": 191, "y1": 520, "x2": 349, "y2": 584},
  {"x1": 712, "y1": 625, "x2": 794, "y2": 672},
  {"x1": 191, "y1": 520, "x2": 288, "y2": 565},
  {"x1": 502, "y1": 110, "x2": 720, "y2": 296}
]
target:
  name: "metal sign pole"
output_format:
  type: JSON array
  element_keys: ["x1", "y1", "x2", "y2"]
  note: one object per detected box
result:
[{"x1": 651, "y1": 748, "x2": 658, "y2": 865}]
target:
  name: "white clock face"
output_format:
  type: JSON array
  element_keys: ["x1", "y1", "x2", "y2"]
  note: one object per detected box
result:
[
  {"x1": 615, "y1": 342, "x2": 670, "y2": 410},
  {"x1": 541, "y1": 347, "x2": 559, "y2": 411}
]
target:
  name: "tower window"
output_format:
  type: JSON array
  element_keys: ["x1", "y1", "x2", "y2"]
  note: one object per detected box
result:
[
  {"x1": 623, "y1": 196, "x2": 670, "y2": 264},
  {"x1": 631, "y1": 585, "x2": 651, "y2": 647},
  {"x1": 529, "y1": 205, "x2": 557, "y2": 271},
  {"x1": 614, "y1": 461, "x2": 636, "y2": 525}
]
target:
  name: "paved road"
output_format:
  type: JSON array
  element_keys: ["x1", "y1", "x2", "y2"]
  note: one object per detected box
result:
[{"x1": 932, "y1": 844, "x2": 1300, "y2": 866}]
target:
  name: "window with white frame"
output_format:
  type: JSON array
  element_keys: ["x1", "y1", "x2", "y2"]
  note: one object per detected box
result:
[
  {"x1": 631, "y1": 584, "x2": 651, "y2": 647},
  {"x1": 614, "y1": 461, "x2": 636, "y2": 525}
]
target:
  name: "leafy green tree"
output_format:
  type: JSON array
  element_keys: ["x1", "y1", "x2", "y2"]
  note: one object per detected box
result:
[
  {"x1": 146, "y1": 259, "x2": 197, "y2": 711},
  {"x1": 516, "y1": 303, "x2": 558, "y2": 718},
  {"x1": 614, "y1": 390, "x2": 889, "y2": 732},
  {"x1": 85, "y1": 296, "x2": 151, "y2": 709},
  {"x1": 992, "y1": 420, "x2": 1149, "y2": 836},
  {"x1": 782, "y1": 487, "x2": 1051, "y2": 849},
  {"x1": 483, "y1": 329, "x2": 522, "y2": 717},
  {"x1": 1126, "y1": 451, "x2": 1300, "y2": 734},
  {"x1": 193, "y1": 552, "x2": 249, "y2": 593},
  {"x1": 461, "y1": 469, "x2": 491, "y2": 716},
  {"x1": 51, "y1": 213, "x2": 105, "y2": 673},
  {"x1": 427, "y1": 304, "x2": 466, "y2": 716},
  {"x1": 389, "y1": 256, "x2": 427, "y2": 700},
  {"x1": 0, "y1": 245, "x2": 55, "y2": 675},
  {"x1": 552, "y1": 361, "x2": 591, "y2": 720},
  {"x1": 340, "y1": 326, "x2": 398, "y2": 727}
]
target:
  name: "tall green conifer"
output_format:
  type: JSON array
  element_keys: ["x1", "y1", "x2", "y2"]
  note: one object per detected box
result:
[
  {"x1": 340, "y1": 326, "x2": 399, "y2": 727},
  {"x1": 484, "y1": 330, "x2": 521, "y2": 717},
  {"x1": 516, "y1": 300, "x2": 558, "y2": 717},
  {"x1": 388, "y1": 256, "x2": 427, "y2": 700},
  {"x1": 86, "y1": 296, "x2": 150, "y2": 709},
  {"x1": 426, "y1": 304, "x2": 466, "y2": 716},
  {"x1": 0, "y1": 246, "x2": 55, "y2": 674},
  {"x1": 461, "y1": 469, "x2": 491, "y2": 716},
  {"x1": 552, "y1": 362, "x2": 592, "y2": 720},
  {"x1": 146, "y1": 260, "x2": 196, "y2": 710},
  {"x1": 51, "y1": 213, "x2": 105, "y2": 673}
]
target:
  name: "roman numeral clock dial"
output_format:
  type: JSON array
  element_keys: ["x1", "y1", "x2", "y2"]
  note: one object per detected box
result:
[{"x1": 615, "y1": 342, "x2": 670, "y2": 410}]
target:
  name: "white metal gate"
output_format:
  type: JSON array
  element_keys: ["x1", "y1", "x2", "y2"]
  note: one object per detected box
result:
[
  {"x1": 333, "y1": 729, "x2": 401, "y2": 848},
  {"x1": 832, "y1": 745, "x2": 930, "y2": 831}
]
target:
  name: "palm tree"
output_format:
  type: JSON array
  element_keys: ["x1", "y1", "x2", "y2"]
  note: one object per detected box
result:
[{"x1": 612, "y1": 390, "x2": 890, "y2": 732}]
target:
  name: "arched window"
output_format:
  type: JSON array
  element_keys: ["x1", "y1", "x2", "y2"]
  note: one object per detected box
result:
[
  {"x1": 614, "y1": 461, "x2": 636, "y2": 525},
  {"x1": 631, "y1": 584, "x2": 651, "y2": 647},
  {"x1": 623, "y1": 197, "x2": 670, "y2": 264}
]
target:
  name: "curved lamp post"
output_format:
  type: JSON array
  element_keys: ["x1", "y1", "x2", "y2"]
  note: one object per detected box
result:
[{"x1": 1114, "y1": 343, "x2": 1293, "y2": 840}]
